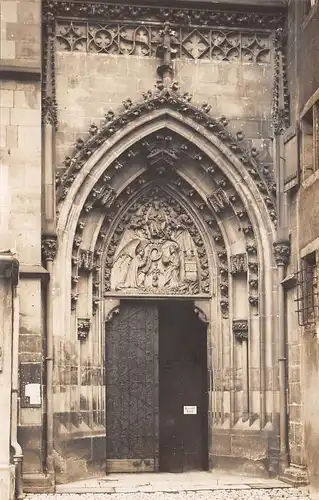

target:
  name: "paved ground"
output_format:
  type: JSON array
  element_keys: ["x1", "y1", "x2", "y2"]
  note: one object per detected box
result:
[{"x1": 25, "y1": 472, "x2": 314, "y2": 500}]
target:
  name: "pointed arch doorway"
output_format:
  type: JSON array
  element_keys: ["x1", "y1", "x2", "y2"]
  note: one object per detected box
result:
[{"x1": 105, "y1": 298, "x2": 209, "y2": 473}]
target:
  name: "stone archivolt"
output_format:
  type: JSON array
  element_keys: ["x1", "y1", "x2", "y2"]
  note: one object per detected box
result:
[
  {"x1": 63, "y1": 121, "x2": 270, "y2": 317},
  {"x1": 56, "y1": 88, "x2": 277, "y2": 227}
]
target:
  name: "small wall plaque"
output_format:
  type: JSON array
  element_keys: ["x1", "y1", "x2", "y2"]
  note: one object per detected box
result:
[
  {"x1": 183, "y1": 405, "x2": 197, "y2": 415},
  {"x1": 25, "y1": 383, "x2": 41, "y2": 405}
]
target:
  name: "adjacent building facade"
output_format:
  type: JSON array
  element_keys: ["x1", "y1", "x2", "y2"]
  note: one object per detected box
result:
[{"x1": 0, "y1": 0, "x2": 318, "y2": 497}]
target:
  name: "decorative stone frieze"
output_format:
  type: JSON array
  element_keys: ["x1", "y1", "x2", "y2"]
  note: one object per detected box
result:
[
  {"x1": 77, "y1": 319, "x2": 91, "y2": 341},
  {"x1": 44, "y1": 0, "x2": 285, "y2": 30},
  {"x1": 273, "y1": 239, "x2": 291, "y2": 266},
  {"x1": 42, "y1": 17, "x2": 58, "y2": 129},
  {"x1": 272, "y1": 28, "x2": 290, "y2": 136},
  {"x1": 230, "y1": 254, "x2": 248, "y2": 274},
  {"x1": 41, "y1": 235, "x2": 58, "y2": 261},
  {"x1": 55, "y1": 21, "x2": 272, "y2": 64},
  {"x1": 233, "y1": 320, "x2": 249, "y2": 342}
]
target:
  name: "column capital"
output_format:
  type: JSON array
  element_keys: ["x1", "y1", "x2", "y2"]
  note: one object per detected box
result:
[
  {"x1": 41, "y1": 235, "x2": 58, "y2": 262},
  {"x1": 273, "y1": 239, "x2": 291, "y2": 266}
]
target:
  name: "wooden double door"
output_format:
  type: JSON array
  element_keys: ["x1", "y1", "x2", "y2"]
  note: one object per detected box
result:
[{"x1": 105, "y1": 300, "x2": 208, "y2": 473}]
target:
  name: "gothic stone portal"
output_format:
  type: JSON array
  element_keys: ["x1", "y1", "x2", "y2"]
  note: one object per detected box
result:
[
  {"x1": 107, "y1": 190, "x2": 210, "y2": 296},
  {"x1": 105, "y1": 300, "x2": 208, "y2": 473}
]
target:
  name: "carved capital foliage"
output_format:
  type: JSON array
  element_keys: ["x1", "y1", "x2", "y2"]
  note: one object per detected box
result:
[
  {"x1": 273, "y1": 239, "x2": 290, "y2": 266},
  {"x1": 230, "y1": 253, "x2": 248, "y2": 274},
  {"x1": 77, "y1": 318, "x2": 91, "y2": 340},
  {"x1": 41, "y1": 235, "x2": 58, "y2": 261},
  {"x1": 233, "y1": 319, "x2": 248, "y2": 342}
]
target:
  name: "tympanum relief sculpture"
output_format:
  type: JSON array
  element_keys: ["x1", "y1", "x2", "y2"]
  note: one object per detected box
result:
[{"x1": 110, "y1": 195, "x2": 208, "y2": 295}]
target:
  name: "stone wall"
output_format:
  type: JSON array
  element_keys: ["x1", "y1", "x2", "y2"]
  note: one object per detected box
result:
[
  {"x1": 0, "y1": 0, "x2": 44, "y2": 493},
  {"x1": 0, "y1": 0, "x2": 40, "y2": 69},
  {"x1": 55, "y1": 54, "x2": 274, "y2": 172},
  {"x1": 285, "y1": 0, "x2": 319, "y2": 490}
]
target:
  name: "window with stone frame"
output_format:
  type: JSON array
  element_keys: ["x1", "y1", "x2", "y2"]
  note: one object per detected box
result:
[
  {"x1": 301, "y1": 101, "x2": 319, "y2": 180},
  {"x1": 296, "y1": 251, "x2": 319, "y2": 326}
]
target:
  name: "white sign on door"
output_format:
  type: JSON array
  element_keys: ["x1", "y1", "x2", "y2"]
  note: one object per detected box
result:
[{"x1": 183, "y1": 405, "x2": 197, "y2": 415}]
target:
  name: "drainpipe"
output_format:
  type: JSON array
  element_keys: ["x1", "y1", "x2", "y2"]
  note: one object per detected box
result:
[
  {"x1": 274, "y1": 242, "x2": 290, "y2": 471},
  {"x1": 11, "y1": 281, "x2": 24, "y2": 499},
  {"x1": 274, "y1": 130, "x2": 290, "y2": 471},
  {"x1": 41, "y1": 237, "x2": 58, "y2": 482},
  {"x1": 4, "y1": 254, "x2": 24, "y2": 500}
]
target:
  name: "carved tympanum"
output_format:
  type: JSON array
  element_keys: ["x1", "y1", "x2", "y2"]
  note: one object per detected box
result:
[{"x1": 108, "y1": 191, "x2": 209, "y2": 295}]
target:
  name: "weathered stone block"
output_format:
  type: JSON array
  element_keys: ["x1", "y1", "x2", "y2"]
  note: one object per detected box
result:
[
  {"x1": 231, "y1": 433, "x2": 267, "y2": 460},
  {"x1": 10, "y1": 108, "x2": 40, "y2": 126}
]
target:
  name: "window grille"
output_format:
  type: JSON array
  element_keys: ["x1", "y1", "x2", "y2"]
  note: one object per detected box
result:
[{"x1": 295, "y1": 252, "x2": 319, "y2": 326}]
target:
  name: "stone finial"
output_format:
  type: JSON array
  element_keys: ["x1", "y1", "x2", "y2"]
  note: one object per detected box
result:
[
  {"x1": 233, "y1": 320, "x2": 248, "y2": 342},
  {"x1": 273, "y1": 239, "x2": 290, "y2": 266},
  {"x1": 77, "y1": 319, "x2": 91, "y2": 341},
  {"x1": 41, "y1": 235, "x2": 58, "y2": 262}
]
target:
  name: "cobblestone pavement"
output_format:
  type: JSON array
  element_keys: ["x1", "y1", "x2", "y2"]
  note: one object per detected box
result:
[
  {"x1": 26, "y1": 476, "x2": 315, "y2": 499},
  {"x1": 26, "y1": 490, "x2": 311, "y2": 500},
  {"x1": 25, "y1": 473, "x2": 314, "y2": 500}
]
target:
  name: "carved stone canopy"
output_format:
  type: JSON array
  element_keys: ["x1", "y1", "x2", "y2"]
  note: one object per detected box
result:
[{"x1": 106, "y1": 188, "x2": 210, "y2": 296}]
